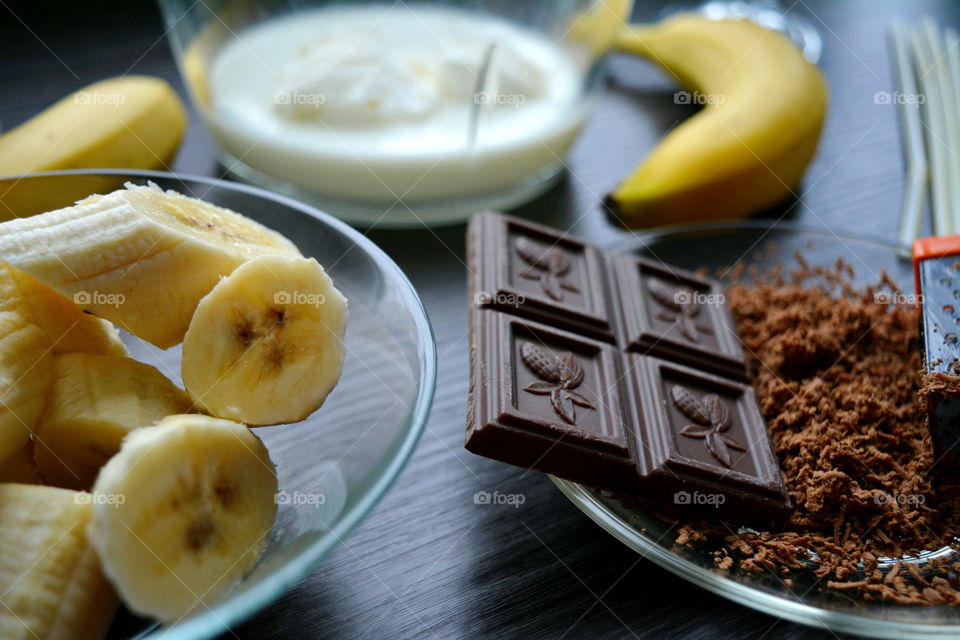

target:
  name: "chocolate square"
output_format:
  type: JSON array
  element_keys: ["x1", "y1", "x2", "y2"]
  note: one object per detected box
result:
[
  {"x1": 469, "y1": 211, "x2": 614, "y2": 342},
  {"x1": 467, "y1": 310, "x2": 637, "y2": 491},
  {"x1": 610, "y1": 253, "x2": 748, "y2": 381},
  {"x1": 623, "y1": 353, "x2": 790, "y2": 517}
]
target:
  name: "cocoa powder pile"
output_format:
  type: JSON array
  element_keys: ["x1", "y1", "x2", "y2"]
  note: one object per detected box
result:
[{"x1": 673, "y1": 255, "x2": 960, "y2": 605}]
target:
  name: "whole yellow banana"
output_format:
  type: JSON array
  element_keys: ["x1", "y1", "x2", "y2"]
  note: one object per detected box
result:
[
  {"x1": 607, "y1": 16, "x2": 828, "y2": 228},
  {"x1": 0, "y1": 76, "x2": 187, "y2": 220}
]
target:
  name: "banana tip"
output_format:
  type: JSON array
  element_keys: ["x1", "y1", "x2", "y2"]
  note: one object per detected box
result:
[{"x1": 602, "y1": 194, "x2": 628, "y2": 228}]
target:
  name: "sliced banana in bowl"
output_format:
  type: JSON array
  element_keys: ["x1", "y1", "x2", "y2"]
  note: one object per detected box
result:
[
  {"x1": 0, "y1": 483, "x2": 118, "y2": 639},
  {"x1": 0, "y1": 171, "x2": 433, "y2": 639},
  {"x1": 34, "y1": 353, "x2": 194, "y2": 491},
  {"x1": 89, "y1": 414, "x2": 279, "y2": 624},
  {"x1": 0, "y1": 184, "x2": 348, "y2": 631},
  {"x1": 182, "y1": 254, "x2": 348, "y2": 426}
]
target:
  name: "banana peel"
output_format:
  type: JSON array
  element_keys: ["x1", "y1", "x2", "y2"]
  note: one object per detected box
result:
[{"x1": 606, "y1": 15, "x2": 828, "y2": 228}]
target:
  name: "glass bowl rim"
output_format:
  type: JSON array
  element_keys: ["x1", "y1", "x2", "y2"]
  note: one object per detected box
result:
[
  {"x1": 557, "y1": 220, "x2": 956, "y2": 639},
  {"x1": 0, "y1": 168, "x2": 438, "y2": 639},
  {"x1": 552, "y1": 476, "x2": 960, "y2": 639}
]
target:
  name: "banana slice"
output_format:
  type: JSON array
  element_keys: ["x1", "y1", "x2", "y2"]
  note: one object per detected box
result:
[
  {"x1": 34, "y1": 353, "x2": 193, "y2": 490},
  {"x1": 89, "y1": 414, "x2": 277, "y2": 624},
  {"x1": 0, "y1": 259, "x2": 128, "y2": 483},
  {"x1": 5, "y1": 264, "x2": 127, "y2": 357},
  {"x1": 0, "y1": 266, "x2": 54, "y2": 479},
  {"x1": 0, "y1": 183, "x2": 302, "y2": 348},
  {"x1": 0, "y1": 322, "x2": 49, "y2": 474},
  {"x1": 0, "y1": 483, "x2": 118, "y2": 640},
  {"x1": 182, "y1": 254, "x2": 347, "y2": 426}
]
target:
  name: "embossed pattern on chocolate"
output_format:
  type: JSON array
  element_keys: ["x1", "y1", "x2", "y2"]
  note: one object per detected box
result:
[
  {"x1": 514, "y1": 238, "x2": 579, "y2": 302},
  {"x1": 622, "y1": 354, "x2": 789, "y2": 514},
  {"x1": 670, "y1": 385, "x2": 744, "y2": 468},
  {"x1": 519, "y1": 342, "x2": 595, "y2": 425},
  {"x1": 467, "y1": 311, "x2": 637, "y2": 491},
  {"x1": 469, "y1": 211, "x2": 614, "y2": 341},
  {"x1": 610, "y1": 253, "x2": 748, "y2": 381},
  {"x1": 647, "y1": 277, "x2": 713, "y2": 343}
]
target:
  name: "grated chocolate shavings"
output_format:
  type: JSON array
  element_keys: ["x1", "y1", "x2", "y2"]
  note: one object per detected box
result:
[{"x1": 671, "y1": 253, "x2": 960, "y2": 605}]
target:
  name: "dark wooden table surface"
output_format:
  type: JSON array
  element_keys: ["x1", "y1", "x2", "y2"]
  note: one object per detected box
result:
[{"x1": 3, "y1": 1, "x2": 956, "y2": 638}]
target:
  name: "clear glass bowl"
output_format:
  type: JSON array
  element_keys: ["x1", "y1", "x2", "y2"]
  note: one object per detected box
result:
[
  {"x1": 157, "y1": 0, "x2": 631, "y2": 227},
  {"x1": 555, "y1": 221, "x2": 960, "y2": 639},
  {"x1": 0, "y1": 170, "x2": 436, "y2": 639}
]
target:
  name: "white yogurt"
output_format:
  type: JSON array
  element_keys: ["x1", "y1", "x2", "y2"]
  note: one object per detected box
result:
[{"x1": 204, "y1": 4, "x2": 587, "y2": 204}]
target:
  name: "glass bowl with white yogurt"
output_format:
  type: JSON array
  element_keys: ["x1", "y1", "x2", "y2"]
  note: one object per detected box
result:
[{"x1": 159, "y1": 0, "x2": 632, "y2": 227}]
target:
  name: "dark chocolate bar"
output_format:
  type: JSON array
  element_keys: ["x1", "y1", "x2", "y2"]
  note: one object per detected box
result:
[{"x1": 466, "y1": 211, "x2": 791, "y2": 519}]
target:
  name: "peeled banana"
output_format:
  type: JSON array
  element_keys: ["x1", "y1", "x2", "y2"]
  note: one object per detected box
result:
[
  {"x1": 0, "y1": 172, "x2": 349, "y2": 631},
  {"x1": 89, "y1": 414, "x2": 278, "y2": 623},
  {"x1": 0, "y1": 483, "x2": 118, "y2": 640},
  {"x1": 0, "y1": 266, "x2": 54, "y2": 485},
  {"x1": 607, "y1": 15, "x2": 828, "y2": 227},
  {"x1": 0, "y1": 76, "x2": 187, "y2": 220},
  {"x1": 34, "y1": 353, "x2": 193, "y2": 490},
  {"x1": 5, "y1": 264, "x2": 127, "y2": 357},
  {"x1": 0, "y1": 183, "x2": 302, "y2": 348},
  {"x1": 0, "y1": 259, "x2": 129, "y2": 485},
  {"x1": 182, "y1": 254, "x2": 347, "y2": 425}
]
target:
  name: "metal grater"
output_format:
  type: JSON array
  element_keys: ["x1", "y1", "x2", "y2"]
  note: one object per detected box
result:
[{"x1": 914, "y1": 236, "x2": 960, "y2": 479}]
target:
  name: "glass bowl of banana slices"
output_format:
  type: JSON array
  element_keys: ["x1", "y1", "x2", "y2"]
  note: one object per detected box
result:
[{"x1": 0, "y1": 170, "x2": 435, "y2": 639}]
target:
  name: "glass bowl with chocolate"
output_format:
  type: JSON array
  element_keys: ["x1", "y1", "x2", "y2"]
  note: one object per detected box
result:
[
  {"x1": 464, "y1": 213, "x2": 960, "y2": 638},
  {"x1": 550, "y1": 221, "x2": 960, "y2": 639}
]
